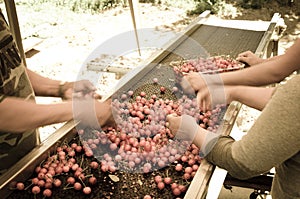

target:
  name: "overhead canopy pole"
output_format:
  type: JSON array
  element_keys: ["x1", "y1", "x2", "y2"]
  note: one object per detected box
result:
[
  {"x1": 4, "y1": 0, "x2": 27, "y2": 66},
  {"x1": 128, "y1": 0, "x2": 141, "y2": 56}
]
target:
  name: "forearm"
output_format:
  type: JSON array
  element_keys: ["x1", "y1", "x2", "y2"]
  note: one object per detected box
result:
[
  {"x1": 229, "y1": 86, "x2": 275, "y2": 111},
  {"x1": 0, "y1": 97, "x2": 73, "y2": 132},
  {"x1": 264, "y1": 54, "x2": 281, "y2": 62},
  {"x1": 192, "y1": 127, "x2": 207, "y2": 149},
  {"x1": 221, "y1": 53, "x2": 297, "y2": 86},
  {"x1": 26, "y1": 69, "x2": 62, "y2": 97}
]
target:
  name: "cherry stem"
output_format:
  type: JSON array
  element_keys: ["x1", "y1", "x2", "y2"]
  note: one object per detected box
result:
[
  {"x1": 80, "y1": 155, "x2": 84, "y2": 168},
  {"x1": 24, "y1": 182, "x2": 33, "y2": 191},
  {"x1": 79, "y1": 177, "x2": 87, "y2": 187}
]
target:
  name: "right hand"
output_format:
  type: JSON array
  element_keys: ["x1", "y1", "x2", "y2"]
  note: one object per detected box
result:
[
  {"x1": 181, "y1": 72, "x2": 205, "y2": 94},
  {"x1": 63, "y1": 80, "x2": 102, "y2": 100},
  {"x1": 236, "y1": 51, "x2": 264, "y2": 66},
  {"x1": 181, "y1": 73, "x2": 225, "y2": 111}
]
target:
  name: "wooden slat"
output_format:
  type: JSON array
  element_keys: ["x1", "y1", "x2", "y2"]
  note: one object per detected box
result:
[{"x1": 128, "y1": 0, "x2": 141, "y2": 56}]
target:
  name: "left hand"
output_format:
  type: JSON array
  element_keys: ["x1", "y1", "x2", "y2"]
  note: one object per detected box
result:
[
  {"x1": 62, "y1": 80, "x2": 101, "y2": 100},
  {"x1": 73, "y1": 98, "x2": 117, "y2": 129},
  {"x1": 236, "y1": 50, "x2": 263, "y2": 66}
]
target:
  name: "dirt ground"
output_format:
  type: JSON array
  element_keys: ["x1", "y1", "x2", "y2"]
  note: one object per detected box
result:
[{"x1": 221, "y1": 0, "x2": 300, "y2": 51}]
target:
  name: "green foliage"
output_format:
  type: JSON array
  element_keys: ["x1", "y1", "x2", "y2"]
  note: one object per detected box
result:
[
  {"x1": 139, "y1": 0, "x2": 156, "y2": 3},
  {"x1": 187, "y1": 0, "x2": 223, "y2": 15},
  {"x1": 138, "y1": 0, "x2": 197, "y2": 11},
  {"x1": 238, "y1": 0, "x2": 271, "y2": 9},
  {"x1": 10, "y1": 0, "x2": 270, "y2": 15},
  {"x1": 14, "y1": 0, "x2": 126, "y2": 13}
]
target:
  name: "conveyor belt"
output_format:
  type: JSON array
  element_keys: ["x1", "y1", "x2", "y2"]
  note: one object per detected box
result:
[
  {"x1": 186, "y1": 24, "x2": 265, "y2": 57},
  {"x1": 109, "y1": 24, "x2": 267, "y2": 100},
  {"x1": 158, "y1": 25, "x2": 265, "y2": 64}
]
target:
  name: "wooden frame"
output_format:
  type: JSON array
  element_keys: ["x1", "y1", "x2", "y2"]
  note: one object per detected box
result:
[{"x1": 4, "y1": 0, "x2": 27, "y2": 66}]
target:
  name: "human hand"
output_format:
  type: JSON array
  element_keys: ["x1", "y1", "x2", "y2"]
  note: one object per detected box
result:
[
  {"x1": 62, "y1": 80, "x2": 101, "y2": 100},
  {"x1": 181, "y1": 73, "x2": 225, "y2": 112},
  {"x1": 196, "y1": 84, "x2": 234, "y2": 112},
  {"x1": 95, "y1": 98, "x2": 117, "y2": 128},
  {"x1": 167, "y1": 114, "x2": 221, "y2": 156},
  {"x1": 181, "y1": 72, "x2": 205, "y2": 94},
  {"x1": 236, "y1": 51, "x2": 264, "y2": 66},
  {"x1": 73, "y1": 98, "x2": 116, "y2": 129},
  {"x1": 166, "y1": 114, "x2": 199, "y2": 142}
]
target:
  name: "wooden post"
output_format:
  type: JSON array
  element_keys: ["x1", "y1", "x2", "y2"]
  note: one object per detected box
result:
[
  {"x1": 128, "y1": 0, "x2": 141, "y2": 56},
  {"x1": 4, "y1": 0, "x2": 27, "y2": 66}
]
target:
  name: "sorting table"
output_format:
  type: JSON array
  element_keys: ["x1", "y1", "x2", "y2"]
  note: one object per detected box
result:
[{"x1": 0, "y1": 7, "x2": 283, "y2": 199}]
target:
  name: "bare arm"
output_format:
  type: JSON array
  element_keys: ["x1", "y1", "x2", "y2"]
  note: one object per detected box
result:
[
  {"x1": 0, "y1": 97, "x2": 72, "y2": 132},
  {"x1": 227, "y1": 86, "x2": 275, "y2": 111},
  {"x1": 222, "y1": 39, "x2": 300, "y2": 86},
  {"x1": 0, "y1": 97, "x2": 114, "y2": 133},
  {"x1": 236, "y1": 50, "x2": 282, "y2": 66},
  {"x1": 26, "y1": 68, "x2": 62, "y2": 97},
  {"x1": 26, "y1": 69, "x2": 100, "y2": 99}
]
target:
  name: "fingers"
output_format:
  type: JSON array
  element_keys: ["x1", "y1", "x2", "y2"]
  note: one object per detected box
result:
[
  {"x1": 236, "y1": 50, "x2": 252, "y2": 59},
  {"x1": 196, "y1": 88, "x2": 212, "y2": 113},
  {"x1": 166, "y1": 113, "x2": 180, "y2": 137},
  {"x1": 167, "y1": 113, "x2": 199, "y2": 143},
  {"x1": 68, "y1": 80, "x2": 101, "y2": 100},
  {"x1": 180, "y1": 72, "x2": 203, "y2": 94},
  {"x1": 236, "y1": 51, "x2": 252, "y2": 61},
  {"x1": 166, "y1": 113, "x2": 178, "y2": 122},
  {"x1": 177, "y1": 115, "x2": 199, "y2": 142},
  {"x1": 236, "y1": 51, "x2": 262, "y2": 66},
  {"x1": 83, "y1": 80, "x2": 97, "y2": 91},
  {"x1": 236, "y1": 55, "x2": 249, "y2": 64},
  {"x1": 80, "y1": 80, "x2": 96, "y2": 91},
  {"x1": 96, "y1": 98, "x2": 118, "y2": 129},
  {"x1": 181, "y1": 76, "x2": 196, "y2": 95},
  {"x1": 73, "y1": 80, "x2": 96, "y2": 92},
  {"x1": 166, "y1": 113, "x2": 178, "y2": 127}
]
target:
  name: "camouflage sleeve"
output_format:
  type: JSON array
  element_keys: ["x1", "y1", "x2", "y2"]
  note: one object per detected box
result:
[{"x1": 0, "y1": 94, "x2": 5, "y2": 102}]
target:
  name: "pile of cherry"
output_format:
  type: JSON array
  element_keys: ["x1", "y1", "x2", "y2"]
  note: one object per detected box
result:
[
  {"x1": 173, "y1": 55, "x2": 243, "y2": 75},
  {"x1": 10, "y1": 56, "x2": 234, "y2": 199},
  {"x1": 10, "y1": 91, "x2": 225, "y2": 199},
  {"x1": 12, "y1": 141, "x2": 99, "y2": 198}
]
